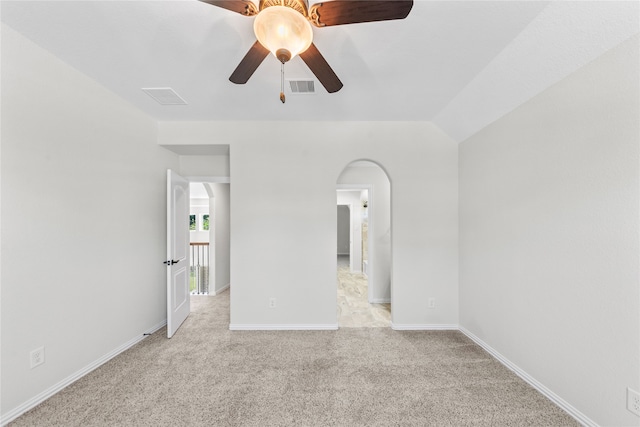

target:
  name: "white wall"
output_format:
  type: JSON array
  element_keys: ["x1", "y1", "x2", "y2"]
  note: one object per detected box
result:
[
  {"x1": 1, "y1": 25, "x2": 179, "y2": 420},
  {"x1": 159, "y1": 121, "x2": 459, "y2": 328},
  {"x1": 179, "y1": 155, "x2": 229, "y2": 178},
  {"x1": 338, "y1": 165, "x2": 391, "y2": 303},
  {"x1": 459, "y1": 35, "x2": 639, "y2": 426},
  {"x1": 336, "y1": 205, "x2": 350, "y2": 255},
  {"x1": 205, "y1": 183, "x2": 231, "y2": 294}
]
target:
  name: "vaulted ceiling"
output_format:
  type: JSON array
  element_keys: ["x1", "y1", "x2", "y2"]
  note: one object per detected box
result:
[{"x1": 2, "y1": 1, "x2": 638, "y2": 142}]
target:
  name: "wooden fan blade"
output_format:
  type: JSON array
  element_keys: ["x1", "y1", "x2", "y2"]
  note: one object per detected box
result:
[
  {"x1": 309, "y1": 0, "x2": 413, "y2": 27},
  {"x1": 229, "y1": 41, "x2": 270, "y2": 84},
  {"x1": 199, "y1": 0, "x2": 258, "y2": 16},
  {"x1": 299, "y1": 43, "x2": 343, "y2": 93}
]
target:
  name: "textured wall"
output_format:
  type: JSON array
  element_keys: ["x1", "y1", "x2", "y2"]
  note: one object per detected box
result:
[
  {"x1": 208, "y1": 183, "x2": 231, "y2": 294},
  {"x1": 159, "y1": 121, "x2": 459, "y2": 328},
  {"x1": 1, "y1": 26, "x2": 179, "y2": 417},
  {"x1": 459, "y1": 35, "x2": 639, "y2": 425}
]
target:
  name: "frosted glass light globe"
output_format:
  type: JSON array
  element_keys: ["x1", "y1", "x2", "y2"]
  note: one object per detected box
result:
[{"x1": 254, "y1": 6, "x2": 313, "y2": 63}]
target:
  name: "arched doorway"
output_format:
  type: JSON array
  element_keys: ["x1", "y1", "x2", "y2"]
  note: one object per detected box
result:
[{"x1": 336, "y1": 160, "x2": 391, "y2": 327}]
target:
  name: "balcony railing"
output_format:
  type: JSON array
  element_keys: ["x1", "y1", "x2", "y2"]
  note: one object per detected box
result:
[{"x1": 190, "y1": 242, "x2": 209, "y2": 295}]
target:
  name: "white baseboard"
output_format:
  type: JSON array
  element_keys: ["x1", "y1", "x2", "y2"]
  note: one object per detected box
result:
[
  {"x1": 1, "y1": 319, "x2": 166, "y2": 427},
  {"x1": 458, "y1": 326, "x2": 596, "y2": 427},
  {"x1": 145, "y1": 320, "x2": 167, "y2": 335},
  {"x1": 213, "y1": 283, "x2": 230, "y2": 295},
  {"x1": 371, "y1": 298, "x2": 390, "y2": 304},
  {"x1": 229, "y1": 323, "x2": 339, "y2": 331},
  {"x1": 391, "y1": 323, "x2": 458, "y2": 330}
]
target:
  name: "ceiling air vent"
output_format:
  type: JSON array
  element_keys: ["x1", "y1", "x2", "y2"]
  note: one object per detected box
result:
[
  {"x1": 142, "y1": 87, "x2": 188, "y2": 105},
  {"x1": 288, "y1": 80, "x2": 315, "y2": 94}
]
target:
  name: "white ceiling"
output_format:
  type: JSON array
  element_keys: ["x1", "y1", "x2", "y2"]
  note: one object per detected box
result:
[{"x1": 2, "y1": 1, "x2": 638, "y2": 142}]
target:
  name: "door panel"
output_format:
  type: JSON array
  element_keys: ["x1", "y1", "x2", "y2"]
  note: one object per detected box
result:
[
  {"x1": 167, "y1": 170, "x2": 190, "y2": 338},
  {"x1": 172, "y1": 267, "x2": 189, "y2": 312}
]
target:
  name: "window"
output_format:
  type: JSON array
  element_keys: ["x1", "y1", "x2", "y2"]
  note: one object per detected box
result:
[
  {"x1": 189, "y1": 215, "x2": 196, "y2": 231},
  {"x1": 203, "y1": 214, "x2": 210, "y2": 231}
]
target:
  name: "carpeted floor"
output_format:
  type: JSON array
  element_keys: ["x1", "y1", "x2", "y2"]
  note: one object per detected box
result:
[{"x1": 10, "y1": 290, "x2": 578, "y2": 426}]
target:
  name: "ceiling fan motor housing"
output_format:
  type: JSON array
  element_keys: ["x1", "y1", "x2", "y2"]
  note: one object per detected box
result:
[{"x1": 259, "y1": 0, "x2": 309, "y2": 16}]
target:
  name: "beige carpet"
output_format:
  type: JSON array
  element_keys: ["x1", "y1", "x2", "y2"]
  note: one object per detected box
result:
[{"x1": 10, "y1": 291, "x2": 578, "y2": 426}]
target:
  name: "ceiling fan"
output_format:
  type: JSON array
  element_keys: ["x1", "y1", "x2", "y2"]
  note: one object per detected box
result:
[{"x1": 199, "y1": 0, "x2": 413, "y2": 99}]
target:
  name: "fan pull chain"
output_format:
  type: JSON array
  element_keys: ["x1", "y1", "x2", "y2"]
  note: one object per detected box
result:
[{"x1": 280, "y1": 62, "x2": 286, "y2": 104}]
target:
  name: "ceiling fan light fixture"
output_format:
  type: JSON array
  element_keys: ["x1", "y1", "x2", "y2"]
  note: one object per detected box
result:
[{"x1": 253, "y1": 5, "x2": 313, "y2": 63}]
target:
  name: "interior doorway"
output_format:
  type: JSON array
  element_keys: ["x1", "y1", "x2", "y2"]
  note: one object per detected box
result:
[
  {"x1": 187, "y1": 181, "x2": 231, "y2": 300},
  {"x1": 189, "y1": 182, "x2": 212, "y2": 295},
  {"x1": 184, "y1": 177, "x2": 231, "y2": 323},
  {"x1": 336, "y1": 160, "x2": 392, "y2": 327}
]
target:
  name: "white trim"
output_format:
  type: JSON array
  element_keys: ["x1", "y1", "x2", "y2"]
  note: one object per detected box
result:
[
  {"x1": 0, "y1": 320, "x2": 166, "y2": 426},
  {"x1": 146, "y1": 320, "x2": 167, "y2": 335},
  {"x1": 229, "y1": 324, "x2": 339, "y2": 331},
  {"x1": 371, "y1": 298, "x2": 390, "y2": 304},
  {"x1": 458, "y1": 327, "x2": 596, "y2": 427},
  {"x1": 213, "y1": 283, "x2": 230, "y2": 295},
  {"x1": 391, "y1": 323, "x2": 458, "y2": 330},
  {"x1": 185, "y1": 176, "x2": 230, "y2": 184}
]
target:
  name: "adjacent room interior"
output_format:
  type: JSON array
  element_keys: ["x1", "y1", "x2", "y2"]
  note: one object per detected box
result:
[{"x1": 1, "y1": 1, "x2": 638, "y2": 426}]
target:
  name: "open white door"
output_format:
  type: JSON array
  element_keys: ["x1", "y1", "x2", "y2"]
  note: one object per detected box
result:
[{"x1": 166, "y1": 170, "x2": 190, "y2": 338}]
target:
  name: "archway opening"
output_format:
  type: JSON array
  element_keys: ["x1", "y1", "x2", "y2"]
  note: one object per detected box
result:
[{"x1": 336, "y1": 160, "x2": 391, "y2": 328}]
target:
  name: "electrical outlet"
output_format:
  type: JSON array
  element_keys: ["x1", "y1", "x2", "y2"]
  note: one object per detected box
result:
[
  {"x1": 269, "y1": 298, "x2": 276, "y2": 309},
  {"x1": 628, "y1": 387, "x2": 640, "y2": 416},
  {"x1": 30, "y1": 347, "x2": 45, "y2": 369},
  {"x1": 427, "y1": 298, "x2": 436, "y2": 309}
]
